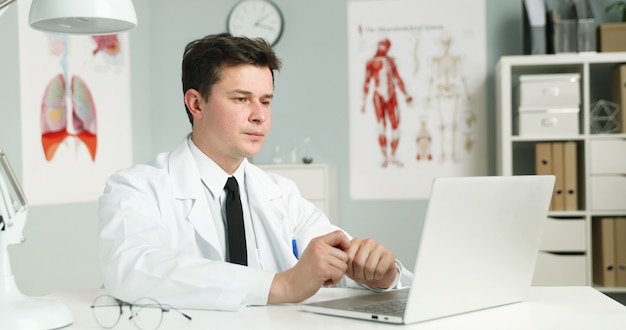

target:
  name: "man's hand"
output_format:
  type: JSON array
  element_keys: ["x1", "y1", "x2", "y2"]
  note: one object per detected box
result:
[
  {"x1": 268, "y1": 230, "x2": 350, "y2": 304},
  {"x1": 344, "y1": 237, "x2": 398, "y2": 290}
]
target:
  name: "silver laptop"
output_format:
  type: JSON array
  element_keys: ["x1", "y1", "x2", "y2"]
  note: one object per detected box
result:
[{"x1": 302, "y1": 175, "x2": 555, "y2": 324}]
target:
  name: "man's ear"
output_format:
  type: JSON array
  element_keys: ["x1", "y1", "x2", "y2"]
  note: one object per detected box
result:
[{"x1": 184, "y1": 89, "x2": 204, "y2": 120}]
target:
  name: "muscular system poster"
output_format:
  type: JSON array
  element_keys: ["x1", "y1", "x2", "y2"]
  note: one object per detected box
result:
[{"x1": 348, "y1": 0, "x2": 487, "y2": 200}]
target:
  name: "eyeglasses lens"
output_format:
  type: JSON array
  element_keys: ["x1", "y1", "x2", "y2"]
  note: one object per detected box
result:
[
  {"x1": 92, "y1": 295, "x2": 122, "y2": 328},
  {"x1": 131, "y1": 297, "x2": 164, "y2": 330}
]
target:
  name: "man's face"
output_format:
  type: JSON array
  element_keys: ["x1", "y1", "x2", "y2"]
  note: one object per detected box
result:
[{"x1": 192, "y1": 64, "x2": 274, "y2": 171}]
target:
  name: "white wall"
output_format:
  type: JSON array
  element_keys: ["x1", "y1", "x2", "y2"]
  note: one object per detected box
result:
[{"x1": 0, "y1": 0, "x2": 620, "y2": 296}]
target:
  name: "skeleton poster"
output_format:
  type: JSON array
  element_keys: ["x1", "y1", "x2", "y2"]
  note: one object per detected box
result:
[
  {"x1": 17, "y1": 0, "x2": 133, "y2": 205},
  {"x1": 348, "y1": 0, "x2": 487, "y2": 200}
]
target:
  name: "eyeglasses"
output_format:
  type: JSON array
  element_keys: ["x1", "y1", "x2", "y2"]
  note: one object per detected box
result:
[{"x1": 90, "y1": 294, "x2": 192, "y2": 330}]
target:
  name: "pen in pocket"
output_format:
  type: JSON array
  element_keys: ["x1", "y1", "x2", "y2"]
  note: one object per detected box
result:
[{"x1": 292, "y1": 239, "x2": 299, "y2": 259}]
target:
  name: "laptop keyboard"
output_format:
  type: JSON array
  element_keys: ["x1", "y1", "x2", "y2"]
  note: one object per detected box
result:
[{"x1": 348, "y1": 299, "x2": 407, "y2": 316}]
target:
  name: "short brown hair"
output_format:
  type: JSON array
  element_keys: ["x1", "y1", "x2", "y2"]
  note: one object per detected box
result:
[{"x1": 181, "y1": 33, "x2": 282, "y2": 124}]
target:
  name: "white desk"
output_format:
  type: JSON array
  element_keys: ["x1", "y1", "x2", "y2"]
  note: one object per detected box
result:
[{"x1": 47, "y1": 286, "x2": 626, "y2": 329}]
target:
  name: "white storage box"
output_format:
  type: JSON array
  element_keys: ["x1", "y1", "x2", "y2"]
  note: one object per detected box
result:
[
  {"x1": 518, "y1": 73, "x2": 581, "y2": 108},
  {"x1": 517, "y1": 107, "x2": 580, "y2": 135},
  {"x1": 516, "y1": 73, "x2": 581, "y2": 136},
  {"x1": 532, "y1": 252, "x2": 587, "y2": 285},
  {"x1": 590, "y1": 175, "x2": 626, "y2": 210},
  {"x1": 590, "y1": 139, "x2": 626, "y2": 174},
  {"x1": 539, "y1": 217, "x2": 586, "y2": 252}
]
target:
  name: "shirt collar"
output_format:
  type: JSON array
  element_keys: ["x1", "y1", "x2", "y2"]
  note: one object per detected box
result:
[{"x1": 187, "y1": 137, "x2": 248, "y2": 196}]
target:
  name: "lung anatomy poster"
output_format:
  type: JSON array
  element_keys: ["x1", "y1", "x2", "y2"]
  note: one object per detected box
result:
[
  {"x1": 348, "y1": 0, "x2": 487, "y2": 200},
  {"x1": 17, "y1": 0, "x2": 132, "y2": 205}
]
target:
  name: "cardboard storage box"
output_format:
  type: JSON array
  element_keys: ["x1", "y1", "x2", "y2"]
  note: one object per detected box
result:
[{"x1": 600, "y1": 23, "x2": 626, "y2": 52}]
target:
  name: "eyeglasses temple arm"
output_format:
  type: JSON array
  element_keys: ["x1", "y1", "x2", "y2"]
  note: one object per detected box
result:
[{"x1": 162, "y1": 306, "x2": 192, "y2": 321}]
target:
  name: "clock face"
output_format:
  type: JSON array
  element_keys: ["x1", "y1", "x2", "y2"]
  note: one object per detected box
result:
[{"x1": 227, "y1": 0, "x2": 284, "y2": 46}]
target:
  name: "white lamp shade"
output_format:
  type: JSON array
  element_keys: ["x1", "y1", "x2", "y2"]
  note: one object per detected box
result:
[{"x1": 29, "y1": 0, "x2": 137, "y2": 35}]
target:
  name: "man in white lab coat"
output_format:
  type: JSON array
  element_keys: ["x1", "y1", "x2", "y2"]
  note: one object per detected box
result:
[{"x1": 98, "y1": 33, "x2": 412, "y2": 311}]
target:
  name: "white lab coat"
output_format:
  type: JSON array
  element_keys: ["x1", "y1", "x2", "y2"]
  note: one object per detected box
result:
[{"x1": 99, "y1": 137, "x2": 412, "y2": 311}]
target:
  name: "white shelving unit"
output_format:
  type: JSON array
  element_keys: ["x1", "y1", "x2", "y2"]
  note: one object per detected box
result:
[
  {"x1": 257, "y1": 163, "x2": 338, "y2": 225},
  {"x1": 496, "y1": 53, "x2": 626, "y2": 293}
]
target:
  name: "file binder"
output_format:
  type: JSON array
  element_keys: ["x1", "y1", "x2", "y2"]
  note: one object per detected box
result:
[
  {"x1": 592, "y1": 218, "x2": 616, "y2": 287},
  {"x1": 535, "y1": 143, "x2": 554, "y2": 210},
  {"x1": 523, "y1": 0, "x2": 547, "y2": 54},
  {"x1": 551, "y1": 142, "x2": 565, "y2": 211},
  {"x1": 615, "y1": 218, "x2": 626, "y2": 287},
  {"x1": 612, "y1": 64, "x2": 626, "y2": 133},
  {"x1": 563, "y1": 142, "x2": 578, "y2": 211}
]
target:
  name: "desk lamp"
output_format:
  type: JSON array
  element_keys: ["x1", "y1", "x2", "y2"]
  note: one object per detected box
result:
[
  {"x1": 0, "y1": 150, "x2": 73, "y2": 329},
  {"x1": 2, "y1": 0, "x2": 138, "y2": 35},
  {"x1": 0, "y1": 1, "x2": 136, "y2": 328}
]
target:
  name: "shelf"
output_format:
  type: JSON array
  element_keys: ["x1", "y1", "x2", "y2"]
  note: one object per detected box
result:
[
  {"x1": 499, "y1": 52, "x2": 626, "y2": 67},
  {"x1": 548, "y1": 211, "x2": 587, "y2": 218},
  {"x1": 497, "y1": 53, "x2": 626, "y2": 288},
  {"x1": 594, "y1": 286, "x2": 626, "y2": 294},
  {"x1": 589, "y1": 133, "x2": 626, "y2": 140},
  {"x1": 590, "y1": 210, "x2": 626, "y2": 217},
  {"x1": 512, "y1": 135, "x2": 585, "y2": 142}
]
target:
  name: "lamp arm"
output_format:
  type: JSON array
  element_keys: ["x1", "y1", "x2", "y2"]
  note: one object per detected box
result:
[
  {"x1": 0, "y1": 150, "x2": 27, "y2": 246},
  {"x1": 0, "y1": 0, "x2": 17, "y2": 11},
  {"x1": 0, "y1": 169, "x2": 15, "y2": 223},
  {"x1": 0, "y1": 152, "x2": 27, "y2": 279}
]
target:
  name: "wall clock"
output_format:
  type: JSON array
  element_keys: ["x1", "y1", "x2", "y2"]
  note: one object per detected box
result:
[{"x1": 227, "y1": 0, "x2": 284, "y2": 46}]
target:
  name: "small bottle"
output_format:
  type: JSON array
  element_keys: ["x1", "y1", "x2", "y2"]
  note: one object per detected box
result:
[
  {"x1": 271, "y1": 145, "x2": 283, "y2": 164},
  {"x1": 290, "y1": 146, "x2": 298, "y2": 164}
]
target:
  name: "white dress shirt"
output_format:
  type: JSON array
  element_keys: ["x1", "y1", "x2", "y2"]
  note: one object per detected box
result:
[{"x1": 188, "y1": 138, "x2": 261, "y2": 269}]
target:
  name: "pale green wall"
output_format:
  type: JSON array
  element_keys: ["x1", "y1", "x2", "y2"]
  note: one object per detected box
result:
[{"x1": 0, "y1": 0, "x2": 619, "y2": 295}]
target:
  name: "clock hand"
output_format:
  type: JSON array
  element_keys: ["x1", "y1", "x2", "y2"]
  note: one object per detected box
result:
[
  {"x1": 255, "y1": 23, "x2": 276, "y2": 31},
  {"x1": 254, "y1": 13, "x2": 273, "y2": 26}
]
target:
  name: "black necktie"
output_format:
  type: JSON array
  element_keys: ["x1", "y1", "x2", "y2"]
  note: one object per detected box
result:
[{"x1": 224, "y1": 177, "x2": 247, "y2": 266}]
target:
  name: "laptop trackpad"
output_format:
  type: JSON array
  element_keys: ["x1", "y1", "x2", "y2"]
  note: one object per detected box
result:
[{"x1": 305, "y1": 288, "x2": 409, "y2": 313}]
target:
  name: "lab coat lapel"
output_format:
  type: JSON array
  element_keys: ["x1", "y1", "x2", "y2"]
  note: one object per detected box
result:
[
  {"x1": 168, "y1": 140, "x2": 223, "y2": 259},
  {"x1": 246, "y1": 165, "x2": 297, "y2": 272}
]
